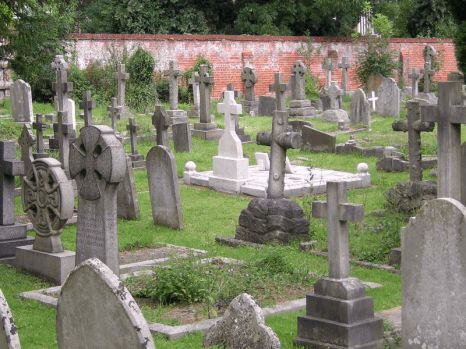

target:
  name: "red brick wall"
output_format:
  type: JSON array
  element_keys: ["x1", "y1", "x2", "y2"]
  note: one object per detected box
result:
[{"x1": 70, "y1": 33, "x2": 458, "y2": 98}]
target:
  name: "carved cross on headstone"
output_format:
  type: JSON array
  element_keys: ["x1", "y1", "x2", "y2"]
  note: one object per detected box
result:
[
  {"x1": 165, "y1": 60, "x2": 181, "y2": 110},
  {"x1": 291, "y1": 60, "x2": 307, "y2": 100},
  {"x1": 408, "y1": 68, "x2": 420, "y2": 98},
  {"x1": 18, "y1": 123, "x2": 35, "y2": 175},
  {"x1": 115, "y1": 63, "x2": 129, "y2": 107},
  {"x1": 199, "y1": 64, "x2": 214, "y2": 124},
  {"x1": 188, "y1": 71, "x2": 201, "y2": 115},
  {"x1": 322, "y1": 58, "x2": 334, "y2": 88},
  {"x1": 241, "y1": 66, "x2": 257, "y2": 102},
  {"x1": 153, "y1": 105, "x2": 171, "y2": 147},
  {"x1": 32, "y1": 114, "x2": 48, "y2": 158},
  {"x1": 268, "y1": 73, "x2": 287, "y2": 112},
  {"x1": 108, "y1": 97, "x2": 121, "y2": 131},
  {"x1": 126, "y1": 117, "x2": 140, "y2": 156},
  {"x1": 421, "y1": 81, "x2": 466, "y2": 200},
  {"x1": 368, "y1": 91, "x2": 378, "y2": 111},
  {"x1": 338, "y1": 57, "x2": 350, "y2": 95},
  {"x1": 422, "y1": 61, "x2": 435, "y2": 93},
  {"x1": 80, "y1": 90, "x2": 96, "y2": 127},
  {"x1": 312, "y1": 181, "x2": 364, "y2": 279},
  {"x1": 392, "y1": 100, "x2": 434, "y2": 182}
]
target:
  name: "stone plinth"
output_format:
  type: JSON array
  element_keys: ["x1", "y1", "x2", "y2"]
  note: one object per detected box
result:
[
  {"x1": 210, "y1": 156, "x2": 249, "y2": 193},
  {"x1": 289, "y1": 99, "x2": 316, "y2": 118},
  {"x1": 192, "y1": 122, "x2": 223, "y2": 140},
  {"x1": 241, "y1": 99, "x2": 259, "y2": 115}
]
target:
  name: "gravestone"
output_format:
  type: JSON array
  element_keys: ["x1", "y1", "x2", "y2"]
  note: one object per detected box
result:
[
  {"x1": 0, "y1": 289, "x2": 21, "y2": 349},
  {"x1": 53, "y1": 96, "x2": 76, "y2": 131},
  {"x1": 322, "y1": 82, "x2": 350, "y2": 126},
  {"x1": 226, "y1": 83, "x2": 241, "y2": 98},
  {"x1": 164, "y1": 60, "x2": 189, "y2": 123},
  {"x1": 10, "y1": 79, "x2": 33, "y2": 123},
  {"x1": 322, "y1": 58, "x2": 333, "y2": 88},
  {"x1": 32, "y1": 114, "x2": 49, "y2": 159},
  {"x1": 69, "y1": 125, "x2": 126, "y2": 275},
  {"x1": 258, "y1": 96, "x2": 276, "y2": 116},
  {"x1": 204, "y1": 293, "x2": 280, "y2": 349},
  {"x1": 402, "y1": 198, "x2": 466, "y2": 348},
  {"x1": 418, "y1": 48, "x2": 438, "y2": 104},
  {"x1": 126, "y1": 117, "x2": 145, "y2": 168},
  {"x1": 289, "y1": 60, "x2": 315, "y2": 118},
  {"x1": 301, "y1": 125, "x2": 336, "y2": 152},
  {"x1": 56, "y1": 258, "x2": 155, "y2": 349},
  {"x1": 18, "y1": 124, "x2": 35, "y2": 176},
  {"x1": 338, "y1": 56, "x2": 351, "y2": 95},
  {"x1": 153, "y1": 105, "x2": 170, "y2": 147},
  {"x1": 107, "y1": 97, "x2": 122, "y2": 133},
  {"x1": 0, "y1": 141, "x2": 32, "y2": 258},
  {"x1": 349, "y1": 88, "x2": 370, "y2": 127},
  {"x1": 375, "y1": 77, "x2": 400, "y2": 117},
  {"x1": 209, "y1": 91, "x2": 249, "y2": 193},
  {"x1": 16, "y1": 157, "x2": 75, "y2": 284},
  {"x1": 241, "y1": 66, "x2": 259, "y2": 115},
  {"x1": 117, "y1": 155, "x2": 141, "y2": 220},
  {"x1": 146, "y1": 145, "x2": 183, "y2": 229},
  {"x1": 115, "y1": 63, "x2": 131, "y2": 118},
  {"x1": 295, "y1": 181, "x2": 383, "y2": 348},
  {"x1": 254, "y1": 152, "x2": 293, "y2": 174},
  {"x1": 228, "y1": 85, "x2": 250, "y2": 143},
  {"x1": 188, "y1": 71, "x2": 200, "y2": 118},
  {"x1": 408, "y1": 68, "x2": 420, "y2": 98},
  {"x1": 173, "y1": 120, "x2": 193, "y2": 153}
]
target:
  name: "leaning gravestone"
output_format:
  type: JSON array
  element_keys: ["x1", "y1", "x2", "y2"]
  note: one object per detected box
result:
[
  {"x1": 117, "y1": 155, "x2": 141, "y2": 220},
  {"x1": 241, "y1": 66, "x2": 259, "y2": 115},
  {"x1": 258, "y1": 96, "x2": 276, "y2": 116},
  {"x1": 376, "y1": 77, "x2": 400, "y2": 117},
  {"x1": 69, "y1": 125, "x2": 126, "y2": 275},
  {"x1": 0, "y1": 289, "x2": 21, "y2": 349},
  {"x1": 204, "y1": 293, "x2": 280, "y2": 349},
  {"x1": 402, "y1": 198, "x2": 466, "y2": 348},
  {"x1": 56, "y1": 258, "x2": 155, "y2": 349},
  {"x1": 301, "y1": 125, "x2": 336, "y2": 153},
  {"x1": 10, "y1": 79, "x2": 33, "y2": 123},
  {"x1": 146, "y1": 145, "x2": 183, "y2": 229},
  {"x1": 349, "y1": 88, "x2": 370, "y2": 127}
]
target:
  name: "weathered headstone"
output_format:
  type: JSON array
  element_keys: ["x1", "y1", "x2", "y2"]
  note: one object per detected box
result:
[
  {"x1": 402, "y1": 198, "x2": 466, "y2": 348},
  {"x1": 375, "y1": 77, "x2": 400, "y2": 117},
  {"x1": 0, "y1": 141, "x2": 33, "y2": 258},
  {"x1": 115, "y1": 63, "x2": 131, "y2": 118},
  {"x1": 146, "y1": 145, "x2": 183, "y2": 229},
  {"x1": 289, "y1": 60, "x2": 315, "y2": 118},
  {"x1": 117, "y1": 155, "x2": 141, "y2": 220},
  {"x1": 338, "y1": 56, "x2": 351, "y2": 95},
  {"x1": 258, "y1": 96, "x2": 276, "y2": 116},
  {"x1": 322, "y1": 57, "x2": 333, "y2": 88},
  {"x1": 322, "y1": 82, "x2": 350, "y2": 126},
  {"x1": 0, "y1": 289, "x2": 21, "y2": 349},
  {"x1": 56, "y1": 258, "x2": 155, "y2": 349},
  {"x1": 204, "y1": 293, "x2": 280, "y2": 349},
  {"x1": 69, "y1": 125, "x2": 126, "y2": 275},
  {"x1": 107, "y1": 97, "x2": 121, "y2": 132},
  {"x1": 164, "y1": 60, "x2": 189, "y2": 123},
  {"x1": 209, "y1": 91, "x2": 249, "y2": 193},
  {"x1": 301, "y1": 125, "x2": 336, "y2": 152},
  {"x1": 18, "y1": 124, "x2": 35, "y2": 176},
  {"x1": 172, "y1": 119, "x2": 193, "y2": 153},
  {"x1": 408, "y1": 68, "x2": 420, "y2": 98},
  {"x1": 32, "y1": 114, "x2": 49, "y2": 159},
  {"x1": 153, "y1": 105, "x2": 170, "y2": 147},
  {"x1": 16, "y1": 157, "x2": 75, "y2": 284},
  {"x1": 10, "y1": 79, "x2": 33, "y2": 123},
  {"x1": 188, "y1": 71, "x2": 200, "y2": 118},
  {"x1": 241, "y1": 66, "x2": 259, "y2": 115},
  {"x1": 295, "y1": 181, "x2": 383, "y2": 348},
  {"x1": 349, "y1": 88, "x2": 370, "y2": 127},
  {"x1": 126, "y1": 117, "x2": 145, "y2": 168}
]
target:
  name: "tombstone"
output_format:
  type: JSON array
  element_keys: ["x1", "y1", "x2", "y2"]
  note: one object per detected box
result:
[
  {"x1": 53, "y1": 96, "x2": 76, "y2": 130},
  {"x1": 192, "y1": 64, "x2": 223, "y2": 140},
  {"x1": 375, "y1": 77, "x2": 400, "y2": 117},
  {"x1": 164, "y1": 60, "x2": 189, "y2": 122},
  {"x1": 338, "y1": 56, "x2": 351, "y2": 95},
  {"x1": 368, "y1": 91, "x2": 378, "y2": 112},
  {"x1": 172, "y1": 118, "x2": 193, "y2": 153},
  {"x1": 0, "y1": 289, "x2": 21, "y2": 349},
  {"x1": 228, "y1": 84, "x2": 250, "y2": 143},
  {"x1": 153, "y1": 105, "x2": 170, "y2": 147},
  {"x1": 10, "y1": 79, "x2": 33, "y2": 123},
  {"x1": 258, "y1": 96, "x2": 276, "y2": 116},
  {"x1": 402, "y1": 198, "x2": 466, "y2": 348},
  {"x1": 69, "y1": 125, "x2": 126, "y2": 275},
  {"x1": 241, "y1": 66, "x2": 259, "y2": 115},
  {"x1": 209, "y1": 91, "x2": 249, "y2": 194},
  {"x1": 114, "y1": 63, "x2": 131, "y2": 118},
  {"x1": 408, "y1": 68, "x2": 420, "y2": 98},
  {"x1": 349, "y1": 88, "x2": 370, "y2": 127},
  {"x1": 146, "y1": 145, "x2": 183, "y2": 229},
  {"x1": 16, "y1": 157, "x2": 75, "y2": 284},
  {"x1": 392, "y1": 100, "x2": 435, "y2": 182},
  {"x1": 301, "y1": 125, "x2": 336, "y2": 152},
  {"x1": 322, "y1": 57, "x2": 334, "y2": 88},
  {"x1": 17, "y1": 124, "x2": 35, "y2": 176},
  {"x1": 295, "y1": 181, "x2": 383, "y2": 348},
  {"x1": 126, "y1": 117, "x2": 145, "y2": 168},
  {"x1": 188, "y1": 71, "x2": 200, "y2": 118},
  {"x1": 289, "y1": 60, "x2": 315, "y2": 118},
  {"x1": 204, "y1": 293, "x2": 280, "y2": 349},
  {"x1": 319, "y1": 87, "x2": 331, "y2": 112},
  {"x1": 322, "y1": 82, "x2": 350, "y2": 126},
  {"x1": 32, "y1": 114, "x2": 49, "y2": 159},
  {"x1": 0, "y1": 141, "x2": 33, "y2": 258},
  {"x1": 117, "y1": 155, "x2": 141, "y2": 220},
  {"x1": 107, "y1": 97, "x2": 122, "y2": 133},
  {"x1": 56, "y1": 258, "x2": 155, "y2": 349}
]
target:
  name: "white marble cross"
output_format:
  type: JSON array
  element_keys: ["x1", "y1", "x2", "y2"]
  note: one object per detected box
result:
[
  {"x1": 368, "y1": 91, "x2": 378, "y2": 111},
  {"x1": 217, "y1": 91, "x2": 243, "y2": 158}
]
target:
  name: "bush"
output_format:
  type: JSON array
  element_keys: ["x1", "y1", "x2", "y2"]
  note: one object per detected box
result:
[{"x1": 304, "y1": 71, "x2": 320, "y2": 99}]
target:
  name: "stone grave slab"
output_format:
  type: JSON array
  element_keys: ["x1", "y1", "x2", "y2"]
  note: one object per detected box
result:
[{"x1": 301, "y1": 125, "x2": 336, "y2": 152}]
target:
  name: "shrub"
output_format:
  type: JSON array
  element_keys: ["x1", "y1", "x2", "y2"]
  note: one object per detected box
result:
[
  {"x1": 304, "y1": 71, "x2": 320, "y2": 99},
  {"x1": 372, "y1": 13, "x2": 394, "y2": 38}
]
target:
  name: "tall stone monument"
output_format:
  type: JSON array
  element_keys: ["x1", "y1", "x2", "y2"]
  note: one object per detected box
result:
[
  {"x1": 322, "y1": 57, "x2": 334, "y2": 88},
  {"x1": 295, "y1": 181, "x2": 383, "y2": 348},
  {"x1": 32, "y1": 114, "x2": 49, "y2": 159},
  {"x1": 338, "y1": 56, "x2": 351, "y2": 95},
  {"x1": 10, "y1": 79, "x2": 33, "y2": 123},
  {"x1": 153, "y1": 105, "x2": 170, "y2": 147},
  {"x1": 241, "y1": 66, "x2": 259, "y2": 115},
  {"x1": 408, "y1": 67, "x2": 420, "y2": 98},
  {"x1": 126, "y1": 117, "x2": 145, "y2": 168},
  {"x1": 164, "y1": 60, "x2": 189, "y2": 130},
  {"x1": 115, "y1": 63, "x2": 131, "y2": 118},
  {"x1": 227, "y1": 84, "x2": 250, "y2": 143},
  {"x1": 289, "y1": 60, "x2": 315, "y2": 118},
  {"x1": 188, "y1": 71, "x2": 200, "y2": 118}
]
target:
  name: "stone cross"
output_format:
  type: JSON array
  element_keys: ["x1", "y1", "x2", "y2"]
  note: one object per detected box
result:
[
  {"x1": 291, "y1": 60, "x2": 306, "y2": 100},
  {"x1": 392, "y1": 100, "x2": 434, "y2": 182},
  {"x1": 153, "y1": 105, "x2": 170, "y2": 147},
  {"x1": 268, "y1": 73, "x2": 287, "y2": 112},
  {"x1": 408, "y1": 68, "x2": 420, "y2": 97},
  {"x1": 368, "y1": 91, "x2": 378, "y2": 111},
  {"x1": 327, "y1": 82, "x2": 342, "y2": 110},
  {"x1": 422, "y1": 61, "x2": 435, "y2": 93},
  {"x1": 80, "y1": 90, "x2": 96, "y2": 127},
  {"x1": 165, "y1": 60, "x2": 181, "y2": 110},
  {"x1": 18, "y1": 124, "x2": 35, "y2": 175},
  {"x1": 322, "y1": 58, "x2": 334, "y2": 88},
  {"x1": 32, "y1": 114, "x2": 48, "y2": 158},
  {"x1": 51, "y1": 55, "x2": 73, "y2": 122},
  {"x1": 217, "y1": 91, "x2": 243, "y2": 158},
  {"x1": 115, "y1": 63, "x2": 129, "y2": 107},
  {"x1": 188, "y1": 71, "x2": 200, "y2": 115},
  {"x1": 126, "y1": 117, "x2": 140, "y2": 156},
  {"x1": 56, "y1": 110, "x2": 73, "y2": 174},
  {"x1": 108, "y1": 97, "x2": 121, "y2": 131},
  {"x1": 199, "y1": 64, "x2": 214, "y2": 124},
  {"x1": 0, "y1": 141, "x2": 24, "y2": 225},
  {"x1": 421, "y1": 81, "x2": 466, "y2": 200},
  {"x1": 241, "y1": 66, "x2": 257, "y2": 102},
  {"x1": 312, "y1": 181, "x2": 364, "y2": 279},
  {"x1": 338, "y1": 57, "x2": 350, "y2": 95}
]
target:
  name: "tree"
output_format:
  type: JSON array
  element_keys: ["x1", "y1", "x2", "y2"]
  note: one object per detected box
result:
[
  {"x1": 406, "y1": 0, "x2": 456, "y2": 37},
  {"x1": 447, "y1": 0, "x2": 466, "y2": 79}
]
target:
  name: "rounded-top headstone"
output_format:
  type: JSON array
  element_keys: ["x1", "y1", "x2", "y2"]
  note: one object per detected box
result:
[
  {"x1": 57, "y1": 258, "x2": 155, "y2": 349},
  {"x1": 0, "y1": 289, "x2": 21, "y2": 349}
]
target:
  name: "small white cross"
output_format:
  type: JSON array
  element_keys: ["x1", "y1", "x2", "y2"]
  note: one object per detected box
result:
[
  {"x1": 217, "y1": 91, "x2": 242, "y2": 132},
  {"x1": 368, "y1": 91, "x2": 378, "y2": 111}
]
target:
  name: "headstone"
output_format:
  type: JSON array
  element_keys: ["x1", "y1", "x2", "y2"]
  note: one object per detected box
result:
[
  {"x1": 402, "y1": 198, "x2": 466, "y2": 348},
  {"x1": 32, "y1": 114, "x2": 49, "y2": 159},
  {"x1": 241, "y1": 66, "x2": 259, "y2": 115},
  {"x1": 126, "y1": 117, "x2": 145, "y2": 168},
  {"x1": 69, "y1": 125, "x2": 126, "y2": 275},
  {"x1": 146, "y1": 145, "x2": 183, "y2": 229},
  {"x1": 375, "y1": 77, "x2": 400, "y2": 117},
  {"x1": 301, "y1": 125, "x2": 336, "y2": 152},
  {"x1": 53, "y1": 96, "x2": 76, "y2": 130},
  {"x1": 164, "y1": 60, "x2": 189, "y2": 122},
  {"x1": 10, "y1": 79, "x2": 33, "y2": 123},
  {"x1": 258, "y1": 96, "x2": 276, "y2": 116},
  {"x1": 418, "y1": 60, "x2": 438, "y2": 104},
  {"x1": 192, "y1": 64, "x2": 223, "y2": 140},
  {"x1": 228, "y1": 85, "x2": 251, "y2": 143},
  {"x1": 408, "y1": 68, "x2": 420, "y2": 98},
  {"x1": 107, "y1": 97, "x2": 121, "y2": 132},
  {"x1": 349, "y1": 88, "x2": 370, "y2": 127},
  {"x1": 0, "y1": 289, "x2": 21, "y2": 349},
  {"x1": 56, "y1": 258, "x2": 155, "y2": 349},
  {"x1": 322, "y1": 58, "x2": 333, "y2": 88},
  {"x1": 322, "y1": 82, "x2": 350, "y2": 125},
  {"x1": 17, "y1": 124, "x2": 35, "y2": 176},
  {"x1": 16, "y1": 157, "x2": 75, "y2": 284},
  {"x1": 115, "y1": 63, "x2": 131, "y2": 118},
  {"x1": 226, "y1": 83, "x2": 241, "y2": 98},
  {"x1": 295, "y1": 181, "x2": 383, "y2": 348},
  {"x1": 209, "y1": 91, "x2": 249, "y2": 193},
  {"x1": 153, "y1": 105, "x2": 170, "y2": 147},
  {"x1": 172, "y1": 119, "x2": 193, "y2": 153},
  {"x1": 0, "y1": 141, "x2": 33, "y2": 258},
  {"x1": 338, "y1": 56, "x2": 351, "y2": 95},
  {"x1": 204, "y1": 293, "x2": 280, "y2": 349},
  {"x1": 117, "y1": 155, "x2": 141, "y2": 220},
  {"x1": 289, "y1": 60, "x2": 315, "y2": 118},
  {"x1": 188, "y1": 71, "x2": 200, "y2": 118}
]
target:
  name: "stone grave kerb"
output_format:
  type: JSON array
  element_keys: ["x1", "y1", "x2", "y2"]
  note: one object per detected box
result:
[
  {"x1": 115, "y1": 63, "x2": 129, "y2": 107},
  {"x1": 337, "y1": 56, "x2": 351, "y2": 95}
]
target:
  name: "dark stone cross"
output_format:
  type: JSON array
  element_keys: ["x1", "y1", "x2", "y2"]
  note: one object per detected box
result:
[
  {"x1": 199, "y1": 64, "x2": 214, "y2": 124},
  {"x1": 164, "y1": 60, "x2": 181, "y2": 110},
  {"x1": 115, "y1": 63, "x2": 130, "y2": 107},
  {"x1": 241, "y1": 67, "x2": 257, "y2": 102},
  {"x1": 257, "y1": 73, "x2": 302, "y2": 198},
  {"x1": 80, "y1": 90, "x2": 96, "y2": 127},
  {"x1": 32, "y1": 114, "x2": 49, "y2": 158},
  {"x1": 51, "y1": 55, "x2": 73, "y2": 118},
  {"x1": 422, "y1": 61, "x2": 435, "y2": 93},
  {"x1": 153, "y1": 105, "x2": 171, "y2": 147},
  {"x1": 108, "y1": 97, "x2": 122, "y2": 131},
  {"x1": 126, "y1": 117, "x2": 140, "y2": 156},
  {"x1": 322, "y1": 58, "x2": 334, "y2": 88},
  {"x1": 392, "y1": 100, "x2": 434, "y2": 182},
  {"x1": 291, "y1": 60, "x2": 306, "y2": 100},
  {"x1": 408, "y1": 68, "x2": 420, "y2": 97},
  {"x1": 18, "y1": 123, "x2": 35, "y2": 175},
  {"x1": 337, "y1": 57, "x2": 350, "y2": 95}
]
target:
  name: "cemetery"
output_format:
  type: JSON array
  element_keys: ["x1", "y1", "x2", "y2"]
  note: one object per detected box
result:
[{"x1": 1, "y1": 1, "x2": 466, "y2": 348}]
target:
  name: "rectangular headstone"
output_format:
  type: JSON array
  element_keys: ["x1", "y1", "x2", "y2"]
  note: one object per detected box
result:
[
  {"x1": 301, "y1": 126, "x2": 336, "y2": 152},
  {"x1": 258, "y1": 96, "x2": 276, "y2": 116},
  {"x1": 10, "y1": 79, "x2": 33, "y2": 123}
]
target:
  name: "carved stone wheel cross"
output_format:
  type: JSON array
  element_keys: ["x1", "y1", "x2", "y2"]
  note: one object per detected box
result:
[
  {"x1": 292, "y1": 61, "x2": 306, "y2": 77},
  {"x1": 241, "y1": 67, "x2": 257, "y2": 88}
]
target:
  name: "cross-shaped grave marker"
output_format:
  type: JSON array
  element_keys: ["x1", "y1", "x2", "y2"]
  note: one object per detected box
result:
[
  {"x1": 268, "y1": 72, "x2": 287, "y2": 112},
  {"x1": 164, "y1": 60, "x2": 181, "y2": 110},
  {"x1": 322, "y1": 58, "x2": 334, "y2": 88},
  {"x1": 422, "y1": 61, "x2": 435, "y2": 94},
  {"x1": 32, "y1": 114, "x2": 49, "y2": 159},
  {"x1": 188, "y1": 71, "x2": 201, "y2": 115},
  {"x1": 199, "y1": 64, "x2": 214, "y2": 124},
  {"x1": 18, "y1": 124, "x2": 35, "y2": 175},
  {"x1": 51, "y1": 55, "x2": 73, "y2": 119},
  {"x1": 153, "y1": 105, "x2": 171, "y2": 147},
  {"x1": 80, "y1": 90, "x2": 96, "y2": 127},
  {"x1": 291, "y1": 60, "x2": 307, "y2": 100},
  {"x1": 217, "y1": 90, "x2": 243, "y2": 158},
  {"x1": 108, "y1": 97, "x2": 122, "y2": 131},
  {"x1": 337, "y1": 57, "x2": 351, "y2": 95},
  {"x1": 408, "y1": 68, "x2": 420, "y2": 98},
  {"x1": 126, "y1": 117, "x2": 141, "y2": 157},
  {"x1": 241, "y1": 66, "x2": 257, "y2": 102},
  {"x1": 368, "y1": 91, "x2": 378, "y2": 111},
  {"x1": 115, "y1": 63, "x2": 129, "y2": 107}
]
